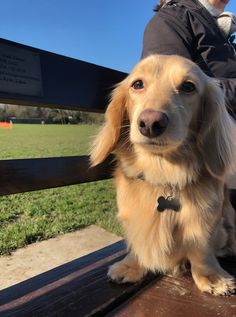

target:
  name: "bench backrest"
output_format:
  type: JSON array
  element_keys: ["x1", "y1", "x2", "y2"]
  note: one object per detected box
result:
[{"x1": 0, "y1": 38, "x2": 127, "y2": 196}]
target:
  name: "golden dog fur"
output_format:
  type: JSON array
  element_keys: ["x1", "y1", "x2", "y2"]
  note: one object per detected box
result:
[{"x1": 90, "y1": 55, "x2": 236, "y2": 295}]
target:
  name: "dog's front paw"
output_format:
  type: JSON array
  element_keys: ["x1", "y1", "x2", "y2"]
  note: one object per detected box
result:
[
  {"x1": 108, "y1": 260, "x2": 146, "y2": 284},
  {"x1": 193, "y1": 273, "x2": 235, "y2": 296}
]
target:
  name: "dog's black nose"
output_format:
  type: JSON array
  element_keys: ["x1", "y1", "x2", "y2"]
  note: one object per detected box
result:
[{"x1": 138, "y1": 109, "x2": 169, "y2": 138}]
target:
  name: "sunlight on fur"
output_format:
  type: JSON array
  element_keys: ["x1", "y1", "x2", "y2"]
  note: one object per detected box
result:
[{"x1": 90, "y1": 55, "x2": 236, "y2": 295}]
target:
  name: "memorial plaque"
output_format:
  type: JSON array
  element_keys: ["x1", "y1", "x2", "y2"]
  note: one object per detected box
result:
[{"x1": 0, "y1": 42, "x2": 43, "y2": 96}]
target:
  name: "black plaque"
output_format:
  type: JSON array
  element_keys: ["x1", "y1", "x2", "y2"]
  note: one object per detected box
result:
[{"x1": 0, "y1": 42, "x2": 43, "y2": 96}]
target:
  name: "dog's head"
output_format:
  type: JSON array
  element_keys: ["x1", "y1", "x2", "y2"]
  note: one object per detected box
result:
[{"x1": 90, "y1": 55, "x2": 235, "y2": 178}]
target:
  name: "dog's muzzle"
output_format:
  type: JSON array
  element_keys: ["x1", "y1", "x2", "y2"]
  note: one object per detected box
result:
[{"x1": 138, "y1": 109, "x2": 169, "y2": 138}]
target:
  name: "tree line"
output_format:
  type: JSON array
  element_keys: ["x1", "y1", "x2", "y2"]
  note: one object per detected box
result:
[{"x1": 0, "y1": 104, "x2": 104, "y2": 124}]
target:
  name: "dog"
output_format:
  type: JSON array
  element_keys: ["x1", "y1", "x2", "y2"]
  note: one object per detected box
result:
[{"x1": 90, "y1": 54, "x2": 236, "y2": 295}]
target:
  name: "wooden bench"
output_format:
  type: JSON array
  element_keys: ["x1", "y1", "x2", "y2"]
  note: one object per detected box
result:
[{"x1": 0, "y1": 38, "x2": 235, "y2": 317}]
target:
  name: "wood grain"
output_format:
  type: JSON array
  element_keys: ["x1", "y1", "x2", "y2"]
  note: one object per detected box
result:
[
  {"x1": 0, "y1": 241, "x2": 157, "y2": 317},
  {"x1": 107, "y1": 257, "x2": 236, "y2": 317},
  {"x1": 0, "y1": 154, "x2": 115, "y2": 196}
]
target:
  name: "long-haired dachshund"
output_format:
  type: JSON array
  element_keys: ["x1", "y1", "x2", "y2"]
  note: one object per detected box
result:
[{"x1": 90, "y1": 55, "x2": 236, "y2": 295}]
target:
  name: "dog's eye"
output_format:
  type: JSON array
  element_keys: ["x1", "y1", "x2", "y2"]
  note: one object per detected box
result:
[
  {"x1": 179, "y1": 81, "x2": 196, "y2": 93},
  {"x1": 132, "y1": 80, "x2": 144, "y2": 90}
]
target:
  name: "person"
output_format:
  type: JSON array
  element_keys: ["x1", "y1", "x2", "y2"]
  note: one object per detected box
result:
[{"x1": 142, "y1": 0, "x2": 236, "y2": 116}]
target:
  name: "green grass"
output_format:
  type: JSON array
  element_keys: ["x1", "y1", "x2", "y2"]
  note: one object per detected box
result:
[
  {"x1": 0, "y1": 124, "x2": 122, "y2": 255},
  {"x1": 0, "y1": 124, "x2": 96, "y2": 159}
]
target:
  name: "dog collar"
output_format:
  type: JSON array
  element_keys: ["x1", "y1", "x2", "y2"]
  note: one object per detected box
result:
[{"x1": 123, "y1": 170, "x2": 182, "y2": 212}]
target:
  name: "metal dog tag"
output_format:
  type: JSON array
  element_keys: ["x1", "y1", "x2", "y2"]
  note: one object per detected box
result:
[{"x1": 157, "y1": 196, "x2": 181, "y2": 212}]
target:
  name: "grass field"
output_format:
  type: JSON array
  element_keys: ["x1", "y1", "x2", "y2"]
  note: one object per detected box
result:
[
  {"x1": 0, "y1": 124, "x2": 121, "y2": 255},
  {"x1": 0, "y1": 124, "x2": 96, "y2": 158}
]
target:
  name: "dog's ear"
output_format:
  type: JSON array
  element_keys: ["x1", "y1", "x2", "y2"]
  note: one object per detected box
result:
[
  {"x1": 197, "y1": 79, "x2": 236, "y2": 179},
  {"x1": 90, "y1": 82, "x2": 127, "y2": 166}
]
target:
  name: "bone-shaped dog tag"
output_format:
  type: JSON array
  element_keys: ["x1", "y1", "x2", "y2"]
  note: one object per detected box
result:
[{"x1": 157, "y1": 196, "x2": 181, "y2": 212}]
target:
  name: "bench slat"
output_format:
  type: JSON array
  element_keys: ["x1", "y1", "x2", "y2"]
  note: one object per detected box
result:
[
  {"x1": 107, "y1": 257, "x2": 236, "y2": 317},
  {"x1": 0, "y1": 241, "x2": 157, "y2": 317},
  {"x1": 0, "y1": 154, "x2": 115, "y2": 196},
  {"x1": 0, "y1": 38, "x2": 127, "y2": 112},
  {"x1": 0, "y1": 240, "x2": 235, "y2": 317}
]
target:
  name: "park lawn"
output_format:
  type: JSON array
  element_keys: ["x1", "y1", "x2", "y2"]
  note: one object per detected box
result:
[
  {"x1": 0, "y1": 124, "x2": 122, "y2": 255},
  {"x1": 0, "y1": 124, "x2": 97, "y2": 158}
]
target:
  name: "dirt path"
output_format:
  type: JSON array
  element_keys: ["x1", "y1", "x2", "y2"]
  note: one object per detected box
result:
[{"x1": 0, "y1": 225, "x2": 121, "y2": 290}]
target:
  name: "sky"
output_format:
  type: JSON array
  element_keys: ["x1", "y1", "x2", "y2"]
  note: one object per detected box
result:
[{"x1": 1, "y1": 0, "x2": 236, "y2": 73}]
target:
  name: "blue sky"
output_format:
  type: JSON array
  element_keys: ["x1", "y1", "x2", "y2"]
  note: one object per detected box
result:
[{"x1": 1, "y1": 1, "x2": 236, "y2": 73}]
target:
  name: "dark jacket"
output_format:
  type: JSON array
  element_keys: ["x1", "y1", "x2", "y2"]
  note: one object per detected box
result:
[{"x1": 142, "y1": 0, "x2": 236, "y2": 115}]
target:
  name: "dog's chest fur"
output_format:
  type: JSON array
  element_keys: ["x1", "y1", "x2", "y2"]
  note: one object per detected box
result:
[
  {"x1": 117, "y1": 145, "x2": 201, "y2": 189},
  {"x1": 114, "y1": 151, "x2": 222, "y2": 272}
]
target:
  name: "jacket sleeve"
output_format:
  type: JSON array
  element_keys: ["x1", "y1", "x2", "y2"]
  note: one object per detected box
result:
[
  {"x1": 141, "y1": 9, "x2": 194, "y2": 59},
  {"x1": 219, "y1": 78, "x2": 236, "y2": 117}
]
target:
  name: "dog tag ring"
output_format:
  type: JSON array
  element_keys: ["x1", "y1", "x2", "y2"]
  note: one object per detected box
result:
[{"x1": 157, "y1": 196, "x2": 181, "y2": 212}]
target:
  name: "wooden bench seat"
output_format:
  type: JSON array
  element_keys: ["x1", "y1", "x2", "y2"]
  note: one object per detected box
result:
[
  {"x1": 0, "y1": 240, "x2": 235, "y2": 317},
  {"x1": 0, "y1": 241, "x2": 152, "y2": 317},
  {"x1": 108, "y1": 257, "x2": 236, "y2": 317}
]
